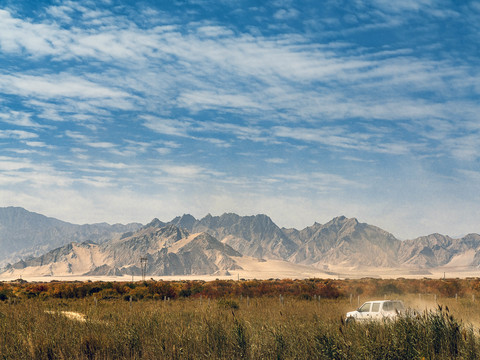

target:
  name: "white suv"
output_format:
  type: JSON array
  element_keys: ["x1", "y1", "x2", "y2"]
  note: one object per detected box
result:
[{"x1": 345, "y1": 300, "x2": 405, "y2": 324}]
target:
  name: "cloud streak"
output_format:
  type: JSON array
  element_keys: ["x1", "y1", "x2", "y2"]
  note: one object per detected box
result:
[{"x1": 0, "y1": 0, "x2": 478, "y2": 238}]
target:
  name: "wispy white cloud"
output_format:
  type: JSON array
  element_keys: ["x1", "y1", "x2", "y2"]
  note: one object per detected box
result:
[
  {"x1": 459, "y1": 169, "x2": 480, "y2": 182},
  {"x1": 141, "y1": 116, "x2": 191, "y2": 137},
  {"x1": 160, "y1": 164, "x2": 206, "y2": 178},
  {"x1": 0, "y1": 156, "x2": 33, "y2": 171},
  {"x1": 78, "y1": 175, "x2": 115, "y2": 188},
  {"x1": 371, "y1": 0, "x2": 439, "y2": 14},
  {"x1": 0, "y1": 155, "x2": 73, "y2": 187},
  {"x1": 273, "y1": 8, "x2": 299, "y2": 20},
  {"x1": 196, "y1": 25, "x2": 235, "y2": 37},
  {"x1": 156, "y1": 147, "x2": 172, "y2": 155},
  {"x1": 446, "y1": 134, "x2": 480, "y2": 162},
  {"x1": 45, "y1": 5, "x2": 74, "y2": 23},
  {"x1": 271, "y1": 171, "x2": 363, "y2": 191},
  {"x1": 197, "y1": 122, "x2": 267, "y2": 142},
  {"x1": 272, "y1": 125, "x2": 413, "y2": 155},
  {"x1": 0, "y1": 0, "x2": 478, "y2": 239},
  {"x1": 65, "y1": 130, "x2": 90, "y2": 142},
  {"x1": 0, "y1": 74, "x2": 129, "y2": 99},
  {"x1": 0, "y1": 129, "x2": 38, "y2": 139},
  {"x1": 0, "y1": 4, "x2": 475, "y2": 133},
  {"x1": 0, "y1": 111, "x2": 46, "y2": 129},
  {"x1": 265, "y1": 158, "x2": 286, "y2": 164},
  {"x1": 0, "y1": 9, "x2": 62, "y2": 55},
  {"x1": 178, "y1": 91, "x2": 268, "y2": 112},
  {"x1": 24, "y1": 141, "x2": 51, "y2": 148},
  {"x1": 85, "y1": 141, "x2": 116, "y2": 149}
]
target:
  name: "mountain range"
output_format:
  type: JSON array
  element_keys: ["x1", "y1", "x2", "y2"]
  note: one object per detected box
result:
[
  {"x1": 1, "y1": 207, "x2": 479, "y2": 278},
  {"x1": 0, "y1": 207, "x2": 141, "y2": 267}
]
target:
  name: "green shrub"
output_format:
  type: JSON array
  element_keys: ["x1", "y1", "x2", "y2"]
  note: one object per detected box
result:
[{"x1": 217, "y1": 298, "x2": 239, "y2": 309}]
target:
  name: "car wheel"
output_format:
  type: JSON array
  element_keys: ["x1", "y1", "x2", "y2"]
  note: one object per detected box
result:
[{"x1": 346, "y1": 316, "x2": 355, "y2": 325}]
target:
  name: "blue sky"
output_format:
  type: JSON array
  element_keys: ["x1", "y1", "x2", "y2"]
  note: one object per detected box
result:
[{"x1": 0, "y1": 0, "x2": 479, "y2": 239}]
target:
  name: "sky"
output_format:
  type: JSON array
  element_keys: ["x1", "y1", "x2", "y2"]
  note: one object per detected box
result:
[{"x1": 0, "y1": 0, "x2": 479, "y2": 239}]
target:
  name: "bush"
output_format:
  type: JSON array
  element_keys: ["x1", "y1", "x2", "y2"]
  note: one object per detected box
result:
[
  {"x1": 379, "y1": 283, "x2": 402, "y2": 295},
  {"x1": 88, "y1": 287, "x2": 102, "y2": 295},
  {"x1": 179, "y1": 289, "x2": 192, "y2": 298},
  {"x1": 217, "y1": 298, "x2": 239, "y2": 310},
  {"x1": 299, "y1": 293, "x2": 312, "y2": 300}
]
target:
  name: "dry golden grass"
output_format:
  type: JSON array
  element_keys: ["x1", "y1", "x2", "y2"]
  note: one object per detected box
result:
[{"x1": 1, "y1": 293, "x2": 479, "y2": 359}]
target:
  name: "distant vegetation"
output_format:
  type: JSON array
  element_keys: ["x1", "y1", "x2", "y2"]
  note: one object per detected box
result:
[
  {"x1": 1, "y1": 278, "x2": 343, "y2": 301},
  {"x1": 1, "y1": 278, "x2": 480, "y2": 358},
  {"x1": 1, "y1": 277, "x2": 480, "y2": 301}
]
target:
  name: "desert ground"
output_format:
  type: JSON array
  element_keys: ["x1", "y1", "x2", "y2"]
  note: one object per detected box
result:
[{"x1": 1, "y1": 255, "x2": 478, "y2": 282}]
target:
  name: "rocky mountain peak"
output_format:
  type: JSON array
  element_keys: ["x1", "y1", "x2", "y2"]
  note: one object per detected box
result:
[
  {"x1": 182, "y1": 232, "x2": 241, "y2": 257},
  {"x1": 155, "y1": 224, "x2": 190, "y2": 240},
  {"x1": 461, "y1": 234, "x2": 480, "y2": 246},
  {"x1": 169, "y1": 214, "x2": 197, "y2": 231},
  {"x1": 250, "y1": 214, "x2": 276, "y2": 227},
  {"x1": 413, "y1": 233, "x2": 452, "y2": 248},
  {"x1": 194, "y1": 213, "x2": 238, "y2": 229},
  {"x1": 326, "y1": 215, "x2": 346, "y2": 225},
  {"x1": 144, "y1": 218, "x2": 166, "y2": 229},
  {"x1": 323, "y1": 216, "x2": 362, "y2": 232},
  {"x1": 217, "y1": 213, "x2": 242, "y2": 226}
]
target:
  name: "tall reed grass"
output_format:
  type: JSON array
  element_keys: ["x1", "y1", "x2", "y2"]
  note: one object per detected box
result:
[{"x1": 1, "y1": 296, "x2": 479, "y2": 359}]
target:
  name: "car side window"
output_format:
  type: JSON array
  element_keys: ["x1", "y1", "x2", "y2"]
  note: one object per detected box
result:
[
  {"x1": 358, "y1": 303, "x2": 371, "y2": 312},
  {"x1": 393, "y1": 301, "x2": 404, "y2": 311},
  {"x1": 371, "y1": 303, "x2": 380, "y2": 312},
  {"x1": 383, "y1": 302, "x2": 393, "y2": 311}
]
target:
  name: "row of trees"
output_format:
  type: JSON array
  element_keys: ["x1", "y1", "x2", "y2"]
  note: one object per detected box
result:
[{"x1": 0, "y1": 277, "x2": 478, "y2": 301}]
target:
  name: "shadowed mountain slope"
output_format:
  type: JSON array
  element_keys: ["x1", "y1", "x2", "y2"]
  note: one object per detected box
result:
[
  {"x1": 288, "y1": 216, "x2": 401, "y2": 268},
  {"x1": 169, "y1": 213, "x2": 297, "y2": 260},
  {"x1": 398, "y1": 233, "x2": 480, "y2": 268},
  {"x1": 4, "y1": 222, "x2": 242, "y2": 277},
  {"x1": 0, "y1": 207, "x2": 141, "y2": 266}
]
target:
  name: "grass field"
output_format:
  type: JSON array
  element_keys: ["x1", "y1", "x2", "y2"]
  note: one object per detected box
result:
[{"x1": 1, "y1": 279, "x2": 480, "y2": 359}]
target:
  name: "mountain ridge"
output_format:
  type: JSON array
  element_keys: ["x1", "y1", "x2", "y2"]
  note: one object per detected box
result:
[
  {"x1": 5, "y1": 222, "x2": 243, "y2": 277},
  {"x1": 0, "y1": 207, "x2": 141, "y2": 266},
  {"x1": 1, "y1": 207, "x2": 480, "y2": 277}
]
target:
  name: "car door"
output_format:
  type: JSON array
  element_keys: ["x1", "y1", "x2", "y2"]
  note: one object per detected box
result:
[
  {"x1": 370, "y1": 302, "x2": 381, "y2": 320},
  {"x1": 357, "y1": 302, "x2": 372, "y2": 321}
]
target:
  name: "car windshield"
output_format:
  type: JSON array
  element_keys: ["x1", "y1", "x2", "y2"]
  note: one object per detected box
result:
[{"x1": 358, "y1": 303, "x2": 371, "y2": 312}]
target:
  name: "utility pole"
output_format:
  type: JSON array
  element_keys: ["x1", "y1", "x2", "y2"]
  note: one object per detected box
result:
[{"x1": 140, "y1": 257, "x2": 148, "y2": 281}]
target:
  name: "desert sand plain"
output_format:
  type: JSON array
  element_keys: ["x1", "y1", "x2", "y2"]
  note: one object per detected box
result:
[{"x1": 1, "y1": 253, "x2": 478, "y2": 282}]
